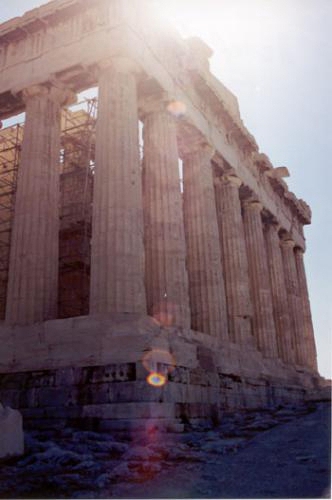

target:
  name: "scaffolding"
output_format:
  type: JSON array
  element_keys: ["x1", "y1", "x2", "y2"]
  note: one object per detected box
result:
[
  {"x1": 0, "y1": 123, "x2": 23, "y2": 318},
  {"x1": 58, "y1": 97, "x2": 97, "y2": 318},
  {"x1": 0, "y1": 97, "x2": 97, "y2": 320}
]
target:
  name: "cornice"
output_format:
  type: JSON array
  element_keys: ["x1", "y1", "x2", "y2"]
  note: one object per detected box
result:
[{"x1": 0, "y1": 0, "x2": 312, "y2": 230}]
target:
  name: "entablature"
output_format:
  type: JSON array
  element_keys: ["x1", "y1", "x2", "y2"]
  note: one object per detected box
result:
[{"x1": 0, "y1": 0, "x2": 311, "y2": 248}]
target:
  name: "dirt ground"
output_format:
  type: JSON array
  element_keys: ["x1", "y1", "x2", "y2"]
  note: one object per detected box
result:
[
  {"x1": 0, "y1": 400, "x2": 330, "y2": 499},
  {"x1": 110, "y1": 401, "x2": 331, "y2": 499}
]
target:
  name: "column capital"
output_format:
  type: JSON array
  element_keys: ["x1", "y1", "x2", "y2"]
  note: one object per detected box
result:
[
  {"x1": 22, "y1": 84, "x2": 76, "y2": 107},
  {"x1": 96, "y1": 56, "x2": 141, "y2": 75},
  {"x1": 294, "y1": 246, "x2": 305, "y2": 255},
  {"x1": 139, "y1": 93, "x2": 187, "y2": 121},
  {"x1": 221, "y1": 174, "x2": 242, "y2": 188},
  {"x1": 182, "y1": 142, "x2": 215, "y2": 160},
  {"x1": 264, "y1": 219, "x2": 280, "y2": 232},
  {"x1": 280, "y1": 237, "x2": 295, "y2": 249},
  {"x1": 22, "y1": 85, "x2": 48, "y2": 102},
  {"x1": 242, "y1": 199, "x2": 263, "y2": 212}
]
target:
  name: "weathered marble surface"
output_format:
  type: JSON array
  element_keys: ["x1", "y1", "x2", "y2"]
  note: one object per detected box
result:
[
  {"x1": 0, "y1": 402, "x2": 24, "y2": 458},
  {"x1": 0, "y1": 0, "x2": 320, "y2": 426}
]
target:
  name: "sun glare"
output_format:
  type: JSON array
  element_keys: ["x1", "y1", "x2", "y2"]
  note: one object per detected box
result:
[
  {"x1": 151, "y1": 0, "x2": 221, "y2": 38},
  {"x1": 151, "y1": 0, "x2": 292, "y2": 81}
]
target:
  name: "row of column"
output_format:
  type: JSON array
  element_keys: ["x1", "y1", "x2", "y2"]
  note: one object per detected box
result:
[{"x1": 4, "y1": 59, "x2": 317, "y2": 371}]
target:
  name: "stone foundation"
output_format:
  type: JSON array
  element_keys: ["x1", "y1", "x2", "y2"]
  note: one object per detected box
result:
[{"x1": 0, "y1": 315, "x2": 321, "y2": 432}]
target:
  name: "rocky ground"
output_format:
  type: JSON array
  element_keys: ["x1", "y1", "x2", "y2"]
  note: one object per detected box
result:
[{"x1": 0, "y1": 400, "x2": 330, "y2": 499}]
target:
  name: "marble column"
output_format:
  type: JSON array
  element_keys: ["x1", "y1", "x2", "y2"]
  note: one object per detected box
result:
[
  {"x1": 280, "y1": 238, "x2": 307, "y2": 366},
  {"x1": 264, "y1": 222, "x2": 295, "y2": 363},
  {"x1": 294, "y1": 247, "x2": 318, "y2": 371},
  {"x1": 214, "y1": 174, "x2": 253, "y2": 345},
  {"x1": 142, "y1": 103, "x2": 190, "y2": 328},
  {"x1": 242, "y1": 201, "x2": 278, "y2": 357},
  {"x1": 182, "y1": 145, "x2": 228, "y2": 338},
  {"x1": 6, "y1": 85, "x2": 72, "y2": 325},
  {"x1": 90, "y1": 58, "x2": 146, "y2": 314}
]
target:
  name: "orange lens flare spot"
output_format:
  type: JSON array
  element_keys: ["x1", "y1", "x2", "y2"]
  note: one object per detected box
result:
[
  {"x1": 167, "y1": 100, "x2": 186, "y2": 117},
  {"x1": 153, "y1": 310, "x2": 174, "y2": 327},
  {"x1": 147, "y1": 372, "x2": 167, "y2": 387},
  {"x1": 151, "y1": 301, "x2": 176, "y2": 327}
]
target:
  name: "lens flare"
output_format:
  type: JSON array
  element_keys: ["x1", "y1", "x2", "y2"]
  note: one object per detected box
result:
[
  {"x1": 167, "y1": 100, "x2": 186, "y2": 117},
  {"x1": 142, "y1": 348, "x2": 176, "y2": 374},
  {"x1": 147, "y1": 371, "x2": 167, "y2": 387},
  {"x1": 152, "y1": 301, "x2": 176, "y2": 326},
  {"x1": 153, "y1": 310, "x2": 174, "y2": 326}
]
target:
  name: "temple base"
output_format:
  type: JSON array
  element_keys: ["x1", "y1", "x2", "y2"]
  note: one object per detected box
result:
[{"x1": 0, "y1": 315, "x2": 323, "y2": 433}]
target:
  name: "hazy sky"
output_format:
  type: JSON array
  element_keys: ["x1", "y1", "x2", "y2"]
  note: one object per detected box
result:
[{"x1": 1, "y1": 0, "x2": 331, "y2": 377}]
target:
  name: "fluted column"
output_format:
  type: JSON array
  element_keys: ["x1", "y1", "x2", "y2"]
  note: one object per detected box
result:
[
  {"x1": 182, "y1": 145, "x2": 228, "y2": 338},
  {"x1": 264, "y1": 222, "x2": 295, "y2": 363},
  {"x1": 280, "y1": 238, "x2": 307, "y2": 366},
  {"x1": 142, "y1": 103, "x2": 190, "y2": 328},
  {"x1": 242, "y1": 201, "x2": 278, "y2": 357},
  {"x1": 6, "y1": 84, "x2": 72, "y2": 325},
  {"x1": 294, "y1": 247, "x2": 318, "y2": 371},
  {"x1": 214, "y1": 174, "x2": 253, "y2": 345},
  {"x1": 90, "y1": 58, "x2": 146, "y2": 314}
]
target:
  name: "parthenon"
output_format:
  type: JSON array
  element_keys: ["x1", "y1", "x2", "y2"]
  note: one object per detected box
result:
[{"x1": 0, "y1": 0, "x2": 323, "y2": 431}]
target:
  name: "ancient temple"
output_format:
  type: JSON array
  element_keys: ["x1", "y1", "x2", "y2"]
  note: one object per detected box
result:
[{"x1": 0, "y1": 0, "x2": 323, "y2": 432}]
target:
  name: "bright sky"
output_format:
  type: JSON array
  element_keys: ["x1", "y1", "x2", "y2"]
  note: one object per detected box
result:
[{"x1": 1, "y1": 0, "x2": 331, "y2": 378}]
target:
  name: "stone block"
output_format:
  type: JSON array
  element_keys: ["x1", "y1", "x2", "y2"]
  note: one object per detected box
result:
[
  {"x1": 44, "y1": 406, "x2": 82, "y2": 420},
  {"x1": 0, "y1": 389, "x2": 20, "y2": 408},
  {"x1": 19, "y1": 388, "x2": 38, "y2": 408},
  {"x1": 37, "y1": 387, "x2": 77, "y2": 407},
  {"x1": 190, "y1": 368, "x2": 209, "y2": 386},
  {"x1": 77, "y1": 383, "x2": 108, "y2": 405},
  {"x1": 82, "y1": 402, "x2": 175, "y2": 420},
  {"x1": 77, "y1": 380, "x2": 160, "y2": 406},
  {"x1": 0, "y1": 403, "x2": 24, "y2": 458},
  {"x1": 55, "y1": 367, "x2": 84, "y2": 386},
  {"x1": 26, "y1": 371, "x2": 55, "y2": 388},
  {"x1": 168, "y1": 337, "x2": 198, "y2": 369},
  {"x1": 163, "y1": 381, "x2": 186, "y2": 403},
  {"x1": 305, "y1": 386, "x2": 331, "y2": 402},
  {"x1": 207, "y1": 385, "x2": 220, "y2": 403},
  {"x1": 98, "y1": 417, "x2": 180, "y2": 434},
  {"x1": 108, "y1": 381, "x2": 161, "y2": 403},
  {"x1": 0, "y1": 372, "x2": 28, "y2": 390},
  {"x1": 99, "y1": 340, "x2": 148, "y2": 366},
  {"x1": 166, "y1": 422, "x2": 185, "y2": 433},
  {"x1": 168, "y1": 366, "x2": 190, "y2": 384},
  {"x1": 175, "y1": 402, "x2": 209, "y2": 419},
  {"x1": 23, "y1": 418, "x2": 65, "y2": 430},
  {"x1": 85, "y1": 363, "x2": 136, "y2": 384},
  {"x1": 20, "y1": 408, "x2": 46, "y2": 419},
  {"x1": 197, "y1": 345, "x2": 216, "y2": 371},
  {"x1": 182, "y1": 384, "x2": 204, "y2": 403}
]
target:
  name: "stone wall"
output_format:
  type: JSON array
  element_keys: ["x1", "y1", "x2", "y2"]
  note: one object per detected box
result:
[{"x1": 0, "y1": 315, "x2": 320, "y2": 430}]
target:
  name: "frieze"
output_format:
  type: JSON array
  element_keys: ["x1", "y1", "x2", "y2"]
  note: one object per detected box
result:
[
  {"x1": 0, "y1": 0, "x2": 311, "y2": 241},
  {"x1": 0, "y1": 1, "x2": 109, "y2": 70}
]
